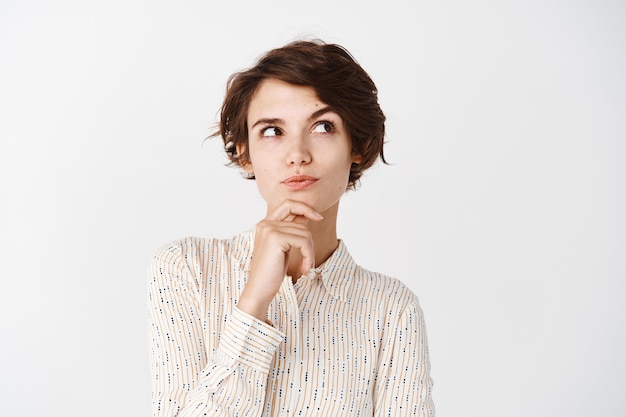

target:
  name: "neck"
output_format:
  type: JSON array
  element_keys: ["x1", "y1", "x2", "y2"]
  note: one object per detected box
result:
[{"x1": 286, "y1": 202, "x2": 339, "y2": 280}]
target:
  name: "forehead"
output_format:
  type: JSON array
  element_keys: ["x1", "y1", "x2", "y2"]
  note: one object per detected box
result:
[{"x1": 247, "y1": 78, "x2": 327, "y2": 122}]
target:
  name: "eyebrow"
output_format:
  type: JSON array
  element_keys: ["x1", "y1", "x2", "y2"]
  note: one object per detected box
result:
[{"x1": 250, "y1": 106, "x2": 336, "y2": 129}]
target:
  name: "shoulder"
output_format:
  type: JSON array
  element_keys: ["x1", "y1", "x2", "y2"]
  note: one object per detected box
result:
[
  {"x1": 151, "y1": 229, "x2": 251, "y2": 262},
  {"x1": 326, "y1": 241, "x2": 420, "y2": 315},
  {"x1": 150, "y1": 236, "x2": 226, "y2": 268},
  {"x1": 351, "y1": 265, "x2": 419, "y2": 313},
  {"x1": 149, "y1": 229, "x2": 253, "y2": 284}
]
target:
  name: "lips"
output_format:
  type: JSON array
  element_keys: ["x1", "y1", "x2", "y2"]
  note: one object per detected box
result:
[{"x1": 282, "y1": 175, "x2": 318, "y2": 191}]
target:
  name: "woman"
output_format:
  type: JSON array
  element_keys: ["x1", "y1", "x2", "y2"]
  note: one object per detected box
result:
[{"x1": 148, "y1": 39, "x2": 435, "y2": 416}]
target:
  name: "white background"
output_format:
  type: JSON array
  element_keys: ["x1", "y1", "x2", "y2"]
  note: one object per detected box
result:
[{"x1": 1, "y1": 1, "x2": 624, "y2": 416}]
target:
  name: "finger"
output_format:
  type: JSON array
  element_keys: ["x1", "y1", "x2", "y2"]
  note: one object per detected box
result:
[
  {"x1": 284, "y1": 213, "x2": 310, "y2": 223},
  {"x1": 255, "y1": 223, "x2": 314, "y2": 254},
  {"x1": 300, "y1": 255, "x2": 315, "y2": 276},
  {"x1": 298, "y1": 239, "x2": 316, "y2": 275},
  {"x1": 262, "y1": 227, "x2": 315, "y2": 273},
  {"x1": 291, "y1": 214, "x2": 309, "y2": 225},
  {"x1": 256, "y1": 220, "x2": 311, "y2": 238},
  {"x1": 267, "y1": 200, "x2": 324, "y2": 222}
]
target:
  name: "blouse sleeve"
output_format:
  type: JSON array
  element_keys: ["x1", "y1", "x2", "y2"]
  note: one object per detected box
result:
[
  {"x1": 373, "y1": 297, "x2": 435, "y2": 417},
  {"x1": 147, "y1": 241, "x2": 284, "y2": 417}
]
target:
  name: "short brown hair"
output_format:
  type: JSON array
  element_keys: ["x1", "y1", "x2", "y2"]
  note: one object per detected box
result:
[{"x1": 211, "y1": 39, "x2": 387, "y2": 189}]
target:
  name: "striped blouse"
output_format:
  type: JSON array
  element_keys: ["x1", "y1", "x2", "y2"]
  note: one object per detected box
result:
[{"x1": 148, "y1": 228, "x2": 435, "y2": 416}]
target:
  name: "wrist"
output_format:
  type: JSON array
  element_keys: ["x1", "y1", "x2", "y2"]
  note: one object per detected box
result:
[{"x1": 237, "y1": 291, "x2": 271, "y2": 322}]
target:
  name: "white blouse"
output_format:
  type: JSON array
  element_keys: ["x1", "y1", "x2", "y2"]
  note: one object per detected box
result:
[{"x1": 148, "y1": 229, "x2": 435, "y2": 416}]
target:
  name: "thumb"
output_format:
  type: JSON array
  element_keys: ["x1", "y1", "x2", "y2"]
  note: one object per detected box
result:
[{"x1": 300, "y1": 254, "x2": 315, "y2": 276}]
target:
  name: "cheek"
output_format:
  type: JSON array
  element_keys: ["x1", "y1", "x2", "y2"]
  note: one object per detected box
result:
[
  {"x1": 248, "y1": 143, "x2": 276, "y2": 167},
  {"x1": 331, "y1": 156, "x2": 353, "y2": 191}
]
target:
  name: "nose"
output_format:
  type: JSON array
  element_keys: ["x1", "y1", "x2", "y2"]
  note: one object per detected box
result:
[{"x1": 286, "y1": 135, "x2": 312, "y2": 166}]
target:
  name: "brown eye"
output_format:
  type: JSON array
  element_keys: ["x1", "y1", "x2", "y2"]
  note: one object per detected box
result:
[
  {"x1": 261, "y1": 126, "x2": 281, "y2": 137},
  {"x1": 312, "y1": 121, "x2": 334, "y2": 133}
]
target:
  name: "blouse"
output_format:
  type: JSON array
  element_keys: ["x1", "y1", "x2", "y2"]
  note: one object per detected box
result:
[{"x1": 148, "y1": 228, "x2": 435, "y2": 416}]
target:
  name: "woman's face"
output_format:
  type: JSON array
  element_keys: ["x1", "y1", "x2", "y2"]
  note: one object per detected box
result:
[{"x1": 241, "y1": 78, "x2": 361, "y2": 215}]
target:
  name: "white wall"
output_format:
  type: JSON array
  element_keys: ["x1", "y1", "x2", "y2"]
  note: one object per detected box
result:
[{"x1": 1, "y1": 1, "x2": 624, "y2": 416}]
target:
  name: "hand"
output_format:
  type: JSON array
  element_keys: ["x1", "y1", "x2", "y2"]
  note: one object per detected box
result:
[{"x1": 237, "y1": 200, "x2": 324, "y2": 321}]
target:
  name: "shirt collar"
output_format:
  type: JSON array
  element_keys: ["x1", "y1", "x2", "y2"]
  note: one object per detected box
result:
[{"x1": 234, "y1": 227, "x2": 356, "y2": 302}]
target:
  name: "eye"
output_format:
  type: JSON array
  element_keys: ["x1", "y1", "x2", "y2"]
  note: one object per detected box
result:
[
  {"x1": 260, "y1": 126, "x2": 282, "y2": 137},
  {"x1": 312, "y1": 121, "x2": 335, "y2": 134}
]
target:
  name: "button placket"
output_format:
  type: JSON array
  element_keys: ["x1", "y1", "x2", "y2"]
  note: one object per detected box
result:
[{"x1": 283, "y1": 276, "x2": 302, "y2": 416}]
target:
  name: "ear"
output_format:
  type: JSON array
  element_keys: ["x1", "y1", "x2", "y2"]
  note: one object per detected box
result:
[
  {"x1": 236, "y1": 143, "x2": 254, "y2": 173},
  {"x1": 351, "y1": 153, "x2": 362, "y2": 164}
]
